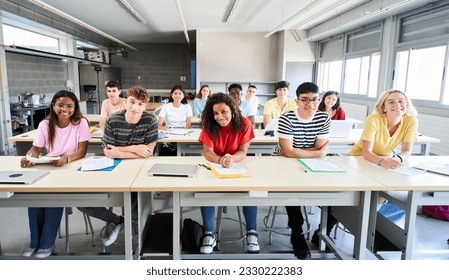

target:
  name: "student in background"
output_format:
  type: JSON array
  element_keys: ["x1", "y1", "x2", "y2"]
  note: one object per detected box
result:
[
  {"x1": 318, "y1": 90, "x2": 346, "y2": 120},
  {"x1": 78, "y1": 85, "x2": 158, "y2": 247},
  {"x1": 228, "y1": 83, "x2": 255, "y2": 126},
  {"x1": 20, "y1": 90, "x2": 90, "y2": 258},
  {"x1": 263, "y1": 80, "x2": 297, "y2": 127},
  {"x1": 193, "y1": 84, "x2": 211, "y2": 117},
  {"x1": 243, "y1": 84, "x2": 259, "y2": 119},
  {"x1": 158, "y1": 85, "x2": 193, "y2": 130},
  {"x1": 276, "y1": 82, "x2": 330, "y2": 260},
  {"x1": 349, "y1": 89, "x2": 418, "y2": 221},
  {"x1": 99, "y1": 80, "x2": 126, "y2": 130},
  {"x1": 198, "y1": 93, "x2": 259, "y2": 254}
]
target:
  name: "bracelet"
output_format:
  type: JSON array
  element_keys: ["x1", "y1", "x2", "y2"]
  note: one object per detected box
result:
[
  {"x1": 66, "y1": 156, "x2": 71, "y2": 164},
  {"x1": 377, "y1": 158, "x2": 384, "y2": 166},
  {"x1": 218, "y1": 156, "x2": 223, "y2": 164}
]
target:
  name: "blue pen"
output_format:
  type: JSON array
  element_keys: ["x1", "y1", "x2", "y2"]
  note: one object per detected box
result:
[{"x1": 392, "y1": 149, "x2": 403, "y2": 163}]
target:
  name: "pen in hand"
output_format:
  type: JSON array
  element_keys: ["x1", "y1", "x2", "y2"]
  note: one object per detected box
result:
[{"x1": 391, "y1": 149, "x2": 403, "y2": 163}]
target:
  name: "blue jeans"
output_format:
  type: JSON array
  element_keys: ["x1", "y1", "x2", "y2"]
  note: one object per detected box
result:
[
  {"x1": 28, "y1": 207, "x2": 64, "y2": 250},
  {"x1": 200, "y1": 206, "x2": 257, "y2": 233}
]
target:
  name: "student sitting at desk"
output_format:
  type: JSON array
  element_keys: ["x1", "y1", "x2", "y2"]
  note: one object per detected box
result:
[
  {"x1": 99, "y1": 80, "x2": 125, "y2": 130},
  {"x1": 263, "y1": 80, "x2": 297, "y2": 128},
  {"x1": 228, "y1": 83, "x2": 255, "y2": 126},
  {"x1": 193, "y1": 84, "x2": 211, "y2": 118},
  {"x1": 78, "y1": 85, "x2": 158, "y2": 247},
  {"x1": 198, "y1": 93, "x2": 259, "y2": 254},
  {"x1": 158, "y1": 84, "x2": 193, "y2": 130},
  {"x1": 20, "y1": 90, "x2": 91, "y2": 258},
  {"x1": 275, "y1": 82, "x2": 330, "y2": 260},
  {"x1": 349, "y1": 89, "x2": 418, "y2": 221},
  {"x1": 318, "y1": 90, "x2": 346, "y2": 120}
]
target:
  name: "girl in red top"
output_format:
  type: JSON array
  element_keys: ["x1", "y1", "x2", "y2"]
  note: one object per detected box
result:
[
  {"x1": 197, "y1": 92, "x2": 259, "y2": 254},
  {"x1": 318, "y1": 91, "x2": 346, "y2": 120}
]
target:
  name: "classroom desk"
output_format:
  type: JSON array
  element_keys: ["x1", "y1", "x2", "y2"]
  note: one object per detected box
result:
[
  {"x1": 131, "y1": 156, "x2": 383, "y2": 260},
  {"x1": 85, "y1": 114, "x2": 100, "y2": 124},
  {"x1": 340, "y1": 156, "x2": 449, "y2": 260},
  {"x1": 156, "y1": 128, "x2": 439, "y2": 156},
  {"x1": 0, "y1": 156, "x2": 146, "y2": 260},
  {"x1": 146, "y1": 102, "x2": 163, "y2": 112},
  {"x1": 190, "y1": 115, "x2": 264, "y2": 129}
]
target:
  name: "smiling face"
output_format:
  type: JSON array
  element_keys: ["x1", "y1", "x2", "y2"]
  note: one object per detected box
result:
[
  {"x1": 276, "y1": 87, "x2": 289, "y2": 99},
  {"x1": 52, "y1": 96, "x2": 75, "y2": 121},
  {"x1": 383, "y1": 91, "x2": 407, "y2": 118},
  {"x1": 201, "y1": 86, "x2": 211, "y2": 99},
  {"x1": 212, "y1": 102, "x2": 232, "y2": 127},
  {"x1": 324, "y1": 93, "x2": 338, "y2": 110},
  {"x1": 171, "y1": 89, "x2": 185, "y2": 104},
  {"x1": 296, "y1": 92, "x2": 320, "y2": 119},
  {"x1": 229, "y1": 87, "x2": 241, "y2": 106},
  {"x1": 124, "y1": 95, "x2": 146, "y2": 122}
]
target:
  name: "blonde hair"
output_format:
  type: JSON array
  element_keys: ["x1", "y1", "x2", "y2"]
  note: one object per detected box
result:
[{"x1": 373, "y1": 89, "x2": 418, "y2": 116}]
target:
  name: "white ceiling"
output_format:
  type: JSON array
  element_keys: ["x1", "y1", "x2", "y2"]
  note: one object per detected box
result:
[{"x1": 29, "y1": 0, "x2": 370, "y2": 45}]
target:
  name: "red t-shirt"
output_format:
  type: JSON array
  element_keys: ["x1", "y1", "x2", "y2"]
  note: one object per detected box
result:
[
  {"x1": 331, "y1": 107, "x2": 346, "y2": 120},
  {"x1": 198, "y1": 117, "x2": 255, "y2": 156}
]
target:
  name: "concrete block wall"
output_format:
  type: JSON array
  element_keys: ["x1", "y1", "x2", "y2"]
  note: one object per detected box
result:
[
  {"x1": 6, "y1": 53, "x2": 68, "y2": 102},
  {"x1": 110, "y1": 43, "x2": 195, "y2": 90}
]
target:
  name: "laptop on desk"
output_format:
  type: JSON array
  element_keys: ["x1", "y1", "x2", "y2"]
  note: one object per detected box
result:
[
  {"x1": 0, "y1": 171, "x2": 49, "y2": 184},
  {"x1": 147, "y1": 163, "x2": 198, "y2": 178},
  {"x1": 329, "y1": 120, "x2": 354, "y2": 138},
  {"x1": 413, "y1": 161, "x2": 449, "y2": 176}
]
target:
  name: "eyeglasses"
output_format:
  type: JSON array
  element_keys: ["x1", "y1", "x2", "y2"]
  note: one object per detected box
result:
[{"x1": 298, "y1": 98, "x2": 320, "y2": 105}]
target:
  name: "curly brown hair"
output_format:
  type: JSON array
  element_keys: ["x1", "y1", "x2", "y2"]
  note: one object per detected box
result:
[{"x1": 200, "y1": 92, "x2": 244, "y2": 140}]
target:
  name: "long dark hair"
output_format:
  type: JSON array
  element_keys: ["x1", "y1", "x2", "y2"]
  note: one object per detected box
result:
[
  {"x1": 200, "y1": 92, "x2": 244, "y2": 140},
  {"x1": 47, "y1": 90, "x2": 84, "y2": 150},
  {"x1": 168, "y1": 84, "x2": 188, "y2": 104},
  {"x1": 318, "y1": 91, "x2": 341, "y2": 111}
]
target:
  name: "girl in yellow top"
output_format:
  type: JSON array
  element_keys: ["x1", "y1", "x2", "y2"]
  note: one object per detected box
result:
[{"x1": 349, "y1": 89, "x2": 418, "y2": 169}]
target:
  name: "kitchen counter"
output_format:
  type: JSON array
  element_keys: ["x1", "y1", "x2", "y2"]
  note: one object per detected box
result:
[{"x1": 10, "y1": 104, "x2": 50, "y2": 130}]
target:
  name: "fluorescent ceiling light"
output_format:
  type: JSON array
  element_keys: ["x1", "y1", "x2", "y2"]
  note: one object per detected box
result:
[
  {"x1": 119, "y1": 0, "x2": 147, "y2": 24},
  {"x1": 224, "y1": 0, "x2": 241, "y2": 23},
  {"x1": 26, "y1": 0, "x2": 137, "y2": 51},
  {"x1": 175, "y1": 0, "x2": 190, "y2": 44},
  {"x1": 265, "y1": 0, "x2": 324, "y2": 38}
]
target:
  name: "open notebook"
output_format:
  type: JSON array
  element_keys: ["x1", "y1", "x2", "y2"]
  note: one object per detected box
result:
[{"x1": 413, "y1": 161, "x2": 449, "y2": 176}]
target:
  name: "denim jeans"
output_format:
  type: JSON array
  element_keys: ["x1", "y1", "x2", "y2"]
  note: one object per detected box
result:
[
  {"x1": 200, "y1": 206, "x2": 257, "y2": 233},
  {"x1": 28, "y1": 207, "x2": 64, "y2": 250}
]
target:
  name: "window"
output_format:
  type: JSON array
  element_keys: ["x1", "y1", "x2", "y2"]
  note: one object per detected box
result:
[
  {"x1": 343, "y1": 53, "x2": 380, "y2": 97},
  {"x1": 2, "y1": 25, "x2": 59, "y2": 53},
  {"x1": 394, "y1": 46, "x2": 446, "y2": 102},
  {"x1": 317, "y1": 60, "x2": 342, "y2": 92}
]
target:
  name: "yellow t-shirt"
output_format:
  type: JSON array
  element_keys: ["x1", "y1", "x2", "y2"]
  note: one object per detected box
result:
[
  {"x1": 349, "y1": 114, "x2": 418, "y2": 156},
  {"x1": 263, "y1": 98, "x2": 297, "y2": 119}
]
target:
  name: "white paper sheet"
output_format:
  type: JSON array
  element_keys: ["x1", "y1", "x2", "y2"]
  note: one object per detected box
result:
[{"x1": 81, "y1": 157, "x2": 114, "y2": 171}]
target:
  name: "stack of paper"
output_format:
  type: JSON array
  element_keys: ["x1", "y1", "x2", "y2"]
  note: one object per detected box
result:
[
  {"x1": 207, "y1": 162, "x2": 250, "y2": 178},
  {"x1": 297, "y1": 158, "x2": 345, "y2": 172},
  {"x1": 81, "y1": 157, "x2": 114, "y2": 171}
]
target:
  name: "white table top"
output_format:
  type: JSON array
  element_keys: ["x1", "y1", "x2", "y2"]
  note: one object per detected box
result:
[
  {"x1": 340, "y1": 156, "x2": 449, "y2": 191},
  {"x1": 0, "y1": 156, "x2": 146, "y2": 192},
  {"x1": 131, "y1": 156, "x2": 383, "y2": 192}
]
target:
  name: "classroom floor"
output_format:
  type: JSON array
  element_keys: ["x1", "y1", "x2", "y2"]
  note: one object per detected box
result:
[{"x1": 1, "y1": 196, "x2": 449, "y2": 260}]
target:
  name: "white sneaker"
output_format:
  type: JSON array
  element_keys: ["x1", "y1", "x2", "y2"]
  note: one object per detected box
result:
[
  {"x1": 246, "y1": 230, "x2": 260, "y2": 254},
  {"x1": 200, "y1": 231, "x2": 216, "y2": 254},
  {"x1": 22, "y1": 247, "x2": 37, "y2": 257},
  {"x1": 102, "y1": 222, "x2": 123, "y2": 246},
  {"x1": 34, "y1": 246, "x2": 54, "y2": 259}
]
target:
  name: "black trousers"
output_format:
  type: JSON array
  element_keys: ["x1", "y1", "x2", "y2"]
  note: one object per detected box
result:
[{"x1": 286, "y1": 206, "x2": 338, "y2": 234}]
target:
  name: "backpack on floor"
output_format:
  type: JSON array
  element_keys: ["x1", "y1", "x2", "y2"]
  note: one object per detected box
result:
[
  {"x1": 181, "y1": 218, "x2": 203, "y2": 252},
  {"x1": 422, "y1": 205, "x2": 449, "y2": 221}
]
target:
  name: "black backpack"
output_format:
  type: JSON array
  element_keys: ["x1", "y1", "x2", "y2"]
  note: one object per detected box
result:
[{"x1": 181, "y1": 218, "x2": 203, "y2": 252}]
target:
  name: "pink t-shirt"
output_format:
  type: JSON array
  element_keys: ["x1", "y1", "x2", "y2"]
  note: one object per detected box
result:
[{"x1": 33, "y1": 118, "x2": 91, "y2": 156}]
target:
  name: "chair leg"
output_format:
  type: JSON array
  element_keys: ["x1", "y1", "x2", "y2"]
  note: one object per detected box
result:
[
  {"x1": 83, "y1": 214, "x2": 96, "y2": 246},
  {"x1": 65, "y1": 207, "x2": 70, "y2": 253},
  {"x1": 215, "y1": 206, "x2": 246, "y2": 252},
  {"x1": 302, "y1": 206, "x2": 311, "y2": 240},
  {"x1": 236, "y1": 207, "x2": 245, "y2": 251}
]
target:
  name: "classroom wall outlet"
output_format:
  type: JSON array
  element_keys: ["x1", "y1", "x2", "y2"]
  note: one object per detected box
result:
[{"x1": 180, "y1": 76, "x2": 186, "y2": 81}]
